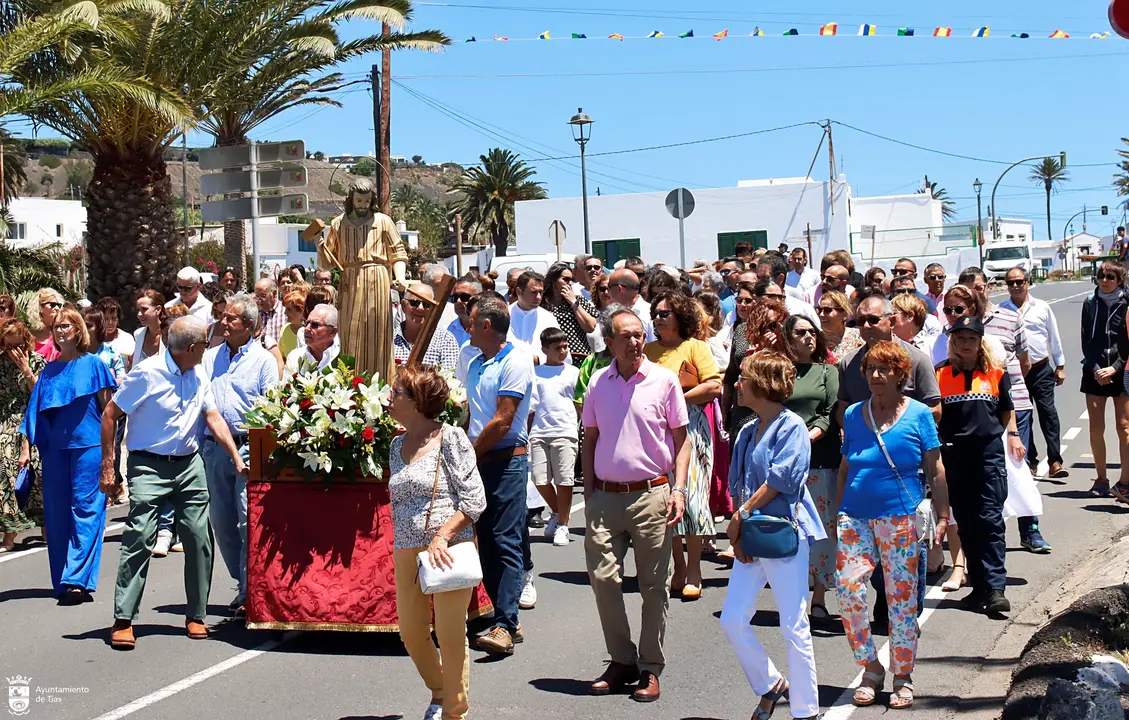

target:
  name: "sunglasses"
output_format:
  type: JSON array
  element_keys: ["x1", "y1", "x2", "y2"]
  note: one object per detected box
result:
[
  {"x1": 1099, "y1": 273, "x2": 1120, "y2": 282},
  {"x1": 405, "y1": 298, "x2": 428, "y2": 309},
  {"x1": 892, "y1": 288, "x2": 916, "y2": 296},
  {"x1": 855, "y1": 314, "x2": 888, "y2": 327},
  {"x1": 891, "y1": 268, "x2": 912, "y2": 276},
  {"x1": 1005, "y1": 279, "x2": 1026, "y2": 287},
  {"x1": 792, "y1": 328, "x2": 817, "y2": 338},
  {"x1": 943, "y1": 305, "x2": 967, "y2": 315},
  {"x1": 584, "y1": 263, "x2": 603, "y2": 271},
  {"x1": 305, "y1": 320, "x2": 335, "y2": 330},
  {"x1": 653, "y1": 309, "x2": 674, "y2": 320},
  {"x1": 177, "y1": 284, "x2": 196, "y2": 291},
  {"x1": 816, "y1": 306, "x2": 837, "y2": 315},
  {"x1": 719, "y1": 269, "x2": 734, "y2": 276},
  {"x1": 926, "y1": 274, "x2": 946, "y2": 282},
  {"x1": 43, "y1": 302, "x2": 62, "y2": 309},
  {"x1": 560, "y1": 275, "x2": 574, "y2": 283},
  {"x1": 596, "y1": 285, "x2": 610, "y2": 293},
  {"x1": 451, "y1": 293, "x2": 474, "y2": 303},
  {"x1": 736, "y1": 297, "x2": 757, "y2": 306},
  {"x1": 822, "y1": 275, "x2": 846, "y2": 283}
]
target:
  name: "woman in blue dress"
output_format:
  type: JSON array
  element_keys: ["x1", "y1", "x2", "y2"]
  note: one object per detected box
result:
[{"x1": 19, "y1": 307, "x2": 117, "y2": 604}]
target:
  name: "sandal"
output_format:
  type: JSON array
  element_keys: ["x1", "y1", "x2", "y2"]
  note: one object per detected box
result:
[
  {"x1": 1112, "y1": 483, "x2": 1129, "y2": 504},
  {"x1": 752, "y1": 678, "x2": 789, "y2": 720},
  {"x1": 942, "y1": 564, "x2": 967, "y2": 592},
  {"x1": 1090, "y1": 479, "x2": 1112, "y2": 498},
  {"x1": 853, "y1": 670, "x2": 885, "y2": 707},
  {"x1": 890, "y1": 677, "x2": 914, "y2": 709},
  {"x1": 809, "y1": 603, "x2": 831, "y2": 623}
]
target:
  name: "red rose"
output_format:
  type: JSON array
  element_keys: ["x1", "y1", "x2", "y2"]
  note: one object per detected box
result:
[
  {"x1": 299, "y1": 399, "x2": 313, "y2": 411},
  {"x1": 337, "y1": 436, "x2": 349, "y2": 447},
  {"x1": 265, "y1": 424, "x2": 275, "y2": 432},
  {"x1": 352, "y1": 376, "x2": 364, "y2": 389},
  {"x1": 361, "y1": 427, "x2": 375, "y2": 442},
  {"x1": 327, "y1": 408, "x2": 337, "y2": 420}
]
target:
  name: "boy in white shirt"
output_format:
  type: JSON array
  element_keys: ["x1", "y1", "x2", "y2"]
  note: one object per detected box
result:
[{"x1": 528, "y1": 328, "x2": 581, "y2": 546}]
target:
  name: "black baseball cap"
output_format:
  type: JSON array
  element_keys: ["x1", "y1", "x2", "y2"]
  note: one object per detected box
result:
[{"x1": 950, "y1": 316, "x2": 985, "y2": 336}]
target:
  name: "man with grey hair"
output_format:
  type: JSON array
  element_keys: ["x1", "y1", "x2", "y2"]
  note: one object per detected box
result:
[
  {"x1": 201, "y1": 293, "x2": 279, "y2": 615},
  {"x1": 393, "y1": 284, "x2": 460, "y2": 372},
  {"x1": 253, "y1": 278, "x2": 286, "y2": 346},
  {"x1": 421, "y1": 263, "x2": 459, "y2": 331},
  {"x1": 102, "y1": 316, "x2": 247, "y2": 650},
  {"x1": 285, "y1": 304, "x2": 339, "y2": 375},
  {"x1": 167, "y1": 267, "x2": 212, "y2": 320},
  {"x1": 448, "y1": 273, "x2": 481, "y2": 348}
]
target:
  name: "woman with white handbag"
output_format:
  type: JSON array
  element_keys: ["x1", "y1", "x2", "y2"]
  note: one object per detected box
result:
[{"x1": 388, "y1": 365, "x2": 486, "y2": 720}]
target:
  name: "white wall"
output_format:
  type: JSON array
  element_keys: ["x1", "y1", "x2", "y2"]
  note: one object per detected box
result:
[{"x1": 5, "y1": 197, "x2": 87, "y2": 248}]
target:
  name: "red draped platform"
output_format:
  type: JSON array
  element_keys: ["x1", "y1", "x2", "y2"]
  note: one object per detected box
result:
[{"x1": 245, "y1": 429, "x2": 493, "y2": 631}]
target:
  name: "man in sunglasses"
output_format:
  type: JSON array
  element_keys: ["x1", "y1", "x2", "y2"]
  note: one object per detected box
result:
[
  {"x1": 575, "y1": 254, "x2": 602, "y2": 300},
  {"x1": 923, "y1": 264, "x2": 947, "y2": 319},
  {"x1": 283, "y1": 304, "x2": 340, "y2": 376},
  {"x1": 447, "y1": 274, "x2": 481, "y2": 348},
  {"x1": 166, "y1": 267, "x2": 213, "y2": 321},
  {"x1": 756, "y1": 253, "x2": 821, "y2": 329},
  {"x1": 607, "y1": 269, "x2": 656, "y2": 341},
  {"x1": 393, "y1": 284, "x2": 460, "y2": 373},
  {"x1": 959, "y1": 266, "x2": 1051, "y2": 554},
  {"x1": 891, "y1": 258, "x2": 939, "y2": 314},
  {"x1": 803, "y1": 263, "x2": 853, "y2": 307},
  {"x1": 890, "y1": 276, "x2": 943, "y2": 337}
]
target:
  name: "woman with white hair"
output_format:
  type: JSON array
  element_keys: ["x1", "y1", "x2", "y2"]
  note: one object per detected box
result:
[{"x1": 29, "y1": 288, "x2": 64, "y2": 361}]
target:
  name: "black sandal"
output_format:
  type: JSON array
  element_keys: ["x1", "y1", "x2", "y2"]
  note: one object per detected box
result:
[
  {"x1": 809, "y1": 603, "x2": 832, "y2": 623},
  {"x1": 1091, "y1": 479, "x2": 1112, "y2": 497}
]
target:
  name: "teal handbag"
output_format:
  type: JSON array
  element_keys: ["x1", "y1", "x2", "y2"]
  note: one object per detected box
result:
[{"x1": 736, "y1": 424, "x2": 800, "y2": 559}]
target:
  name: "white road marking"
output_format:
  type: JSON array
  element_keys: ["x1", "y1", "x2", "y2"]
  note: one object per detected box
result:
[
  {"x1": 1080, "y1": 411, "x2": 1089, "y2": 420},
  {"x1": 823, "y1": 581, "x2": 949, "y2": 719},
  {"x1": 1046, "y1": 289, "x2": 1094, "y2": 305},
  {"x1": 1064, "y1": 427, "x2": 1082, "y2": 441},
  {"x1": 0, "y1": 522, "x2": 125, "y2": 564},
  {"x1": 571, "y1": 499, "x2": 585, "y2": 513},
  {"x1": 90, "y1": 633, "x2": 296, "y2": 720},
  {"x1": 1082, "y1": 453, "x2": 1094, "y2": 458}
]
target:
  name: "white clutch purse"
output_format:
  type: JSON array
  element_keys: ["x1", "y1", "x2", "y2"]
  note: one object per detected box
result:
[
  {"x1": 416, "y1": 541, "x2": 483, "y2": 595},
  {"x1": 414, "y1": 435, "x2": 483, "y2": 595}
]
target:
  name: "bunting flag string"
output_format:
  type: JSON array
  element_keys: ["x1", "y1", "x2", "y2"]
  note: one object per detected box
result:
[{"x1": 461, "y1": 23, "x2": 1117, "y2": 42}]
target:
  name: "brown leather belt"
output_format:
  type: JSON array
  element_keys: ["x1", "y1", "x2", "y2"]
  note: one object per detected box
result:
[
  {"x1": 593, "y1": 477, "x2": 668, "y2": 493},
  {"x1": 479, "y1": 445, "x2": 528, "y2": 465}
]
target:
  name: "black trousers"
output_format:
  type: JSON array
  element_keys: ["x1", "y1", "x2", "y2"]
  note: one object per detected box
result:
[
  {"x1": 943, "y1": 439, "x2": 1008, "y2": 592},
  {"x1": 1024, "y1": 360, "x2": 1063, "y2": 467}
]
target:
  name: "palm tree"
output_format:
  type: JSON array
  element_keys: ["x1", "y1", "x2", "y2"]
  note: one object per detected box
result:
[
  {"x1": 449, "y1": 148, "x2": 547, "y2": 256},
  {"x1": 1114, "y1": 138, "x2": 1129, "y2": 210},
  {"x1": 917, "y1": 177, "x2": 956, "y2": 221},
  {"x1": 195, "y1": 0, "x2": 447, "y2": 281},
  {"x1": 1031, "y1": 157, "x2": 1069, "y2": 241},
  {"x1": 0, "y1": 129, "x2": 27, "y2": 205}
]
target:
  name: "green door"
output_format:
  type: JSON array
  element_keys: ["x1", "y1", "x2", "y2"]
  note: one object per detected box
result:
[
  {"x1": 592, "y1": 238, "x2": 641, "y2": 267},
  {"x1": 717, "y1": 230, "x2": 768, "y2": 258}
]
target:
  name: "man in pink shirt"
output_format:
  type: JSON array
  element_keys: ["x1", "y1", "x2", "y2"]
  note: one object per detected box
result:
[
  {"x1": 580, "y1": 306, "x2": 689, "y2": 704},
  {"x1": 803, "y1": 263, "x2": 854, "y2": 306}
]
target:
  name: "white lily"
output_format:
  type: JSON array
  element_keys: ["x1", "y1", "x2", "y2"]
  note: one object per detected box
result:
[{"x1": 330, "y1": 409, "x2": 360, "y2": 435}]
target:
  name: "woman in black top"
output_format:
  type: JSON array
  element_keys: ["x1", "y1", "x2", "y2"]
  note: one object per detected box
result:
[
  {"x1": 543, "y1": 262, "x2": 598, "y2": 361},
  {"x1": 1080, "y1": 260, "x2": 1129, "y2": 497}
]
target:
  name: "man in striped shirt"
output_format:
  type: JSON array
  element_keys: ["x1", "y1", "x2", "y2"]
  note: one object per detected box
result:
[{"x1": 960, "y1": 267, "x2": 1052, "y2": 554}]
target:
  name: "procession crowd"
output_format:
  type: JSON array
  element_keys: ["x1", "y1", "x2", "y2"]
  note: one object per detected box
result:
[{"x1": 2, "y1": 242, "x2": 1126, "y2": 720}]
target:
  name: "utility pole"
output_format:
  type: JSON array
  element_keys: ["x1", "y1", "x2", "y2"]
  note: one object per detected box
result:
[
  {"x1": 826, "y1": 119, "x2": 836, "y2": 215},
  {"x1": 370, "y1": 62, "x2": 383, "y2": 210},
  {"x1": 380, "y1": 25, "x2": 392, "y2": 216},
  {"x1": 455, "y1": 215, "x2": 463, "y2": 276},
  {"x1": 182, "y1": 131, "x2": 190, "y2": 265}
]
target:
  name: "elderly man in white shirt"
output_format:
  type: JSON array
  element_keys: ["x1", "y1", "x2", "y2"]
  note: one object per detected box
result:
[
  {"x1": 165, "y1": 267, "x2": 213, "y2": 321},
  {"x1": 1001, "y1": 267, "x2": 1068, "y2": 478},
  {"x1": 785, "y1": 248, "x2": 821, "y2": 294},
  {"x1": 756, "y1": 254, "x2": 822, "y2": 329},
  {"x1": 284, "y1": 304, "x2": 341, "y2": 375},
  {"x1": 102, "y1": 316, "x2": 246, "y2": 650},
  {"x1": 507, "y1": 270, "x2": 568, "y2": 365}
]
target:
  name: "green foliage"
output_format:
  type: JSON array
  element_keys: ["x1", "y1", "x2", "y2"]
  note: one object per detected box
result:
[
  {"x1": 174, "y1": 202, "x2": 203, "y2": 228},
  {"x1": 189, "y1": 239, "x2": 225, "y2": 270},
  {"x1": 65, "y1": 161, "x2": 92, "y2": 189},
  {"x1": 412, "y1": 154, "x2": 423, "y2": 164},
  {"x1": 312, "y1": 151, "x2": 325, "y2": 161},
  {"x1": 351, "y1": 157, "x2": 377, "y2": 177},
  {"x1": 38, "y1": 154, "x2": 61, "y2": 169},
  {"x1": 392, "y1": 183, "x2": 455, "y2": 257},
  {"x1": 1032, "y1": 157, "x2": 1069, "y2": 241},
  {"x1": 0, "y1": 243, "x2": 79, "y2": 298},
  {"x1": 1, "y1": 129, "x2": 27, "y2": 204},
  {"x1": 917, "y1": 178, "x2": 956, "y2": 221},
  {"x1": 449, "y1": 148, "x2": 547, "y2": 256}
]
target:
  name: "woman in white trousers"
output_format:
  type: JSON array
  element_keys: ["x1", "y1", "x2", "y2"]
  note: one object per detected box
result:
[{"x1": 720, "y1": 351, "x2": 825, "y2": 720}]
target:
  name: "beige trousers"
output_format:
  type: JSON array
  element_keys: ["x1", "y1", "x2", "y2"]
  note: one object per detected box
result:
[
  {"x1": 584, "y1": 484, "x2": 673, "y2": 675},
  {"x1": 394, "y1": 548, "x2": 473, "y2": 720}
]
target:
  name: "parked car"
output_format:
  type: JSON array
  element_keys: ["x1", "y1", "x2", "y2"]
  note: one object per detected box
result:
[{"x1": 982, "y1": 240, "x2": 1035, "y2": 279}]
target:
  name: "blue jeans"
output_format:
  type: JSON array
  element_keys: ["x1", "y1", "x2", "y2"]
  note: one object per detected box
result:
[
  {"x1": 1014, "y1": 409, "x2": 1044, "y2": 537},
  {"x1": 157, "y1": 502, "x2": 175, "y2": 534},
  {"x1": 477, "y1": 453, "x2": 529, "y2": 633},
  {"x1": 202, "y1": 438, "x2": 249, "y2": 597}
]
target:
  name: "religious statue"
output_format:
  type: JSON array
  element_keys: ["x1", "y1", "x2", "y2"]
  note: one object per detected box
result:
[{"x1": 317, "y1": 177, "x2": 408, "y2": 384}]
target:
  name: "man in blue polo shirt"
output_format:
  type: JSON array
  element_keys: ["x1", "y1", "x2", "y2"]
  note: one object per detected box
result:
[{"x1": 465, "y1": 291, "x2": 535, "y2": 656}]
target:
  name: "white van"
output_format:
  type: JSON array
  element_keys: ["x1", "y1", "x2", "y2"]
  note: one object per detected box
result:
[
  {"x1": 489, "y1": 253, "x2": 577, "y2": 280},
  {"x1": 982, "y1": 240, "x2": 1035, "y2": 280}
]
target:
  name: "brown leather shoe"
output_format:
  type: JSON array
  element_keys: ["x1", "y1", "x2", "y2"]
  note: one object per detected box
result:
[
  {"x1": 589, "y1": 661, "x2": 640, "y2": 696},
  {"x1": 110, "y1": 620, "x2": 135, "y2": 650},
  {"x1": 475, "y1": 625, "x2": 513, "y2": 655},
  {"x1": 1049, "y1": 461, "x2": 1068, "y2": 478},
  {"x1": 631, "y1": 671, "x2": 660, "y2": 703},
  {"x1": 186, "y1": 619, "x2": 209, "y2": 640}
]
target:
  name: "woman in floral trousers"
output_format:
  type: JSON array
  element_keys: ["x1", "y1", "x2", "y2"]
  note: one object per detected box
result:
[{"x1": 835, "y1": 341, "x2": 950, "y2": 711}]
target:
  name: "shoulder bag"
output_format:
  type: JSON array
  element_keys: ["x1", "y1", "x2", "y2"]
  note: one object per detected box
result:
[
  {"x1": 416, "y1": 435, "x2": 483, "y2": 594},
  {"x1": 866, "y1": 400, "x2": 936, "y2": 544},
  {"x1": 737, "y1": 421, "x2": 800, "y2": 559},
  {"x1": 14, "y1": 466, "x2": 32, "y2": 510}
]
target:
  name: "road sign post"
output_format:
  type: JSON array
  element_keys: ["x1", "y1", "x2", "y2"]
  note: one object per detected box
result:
[
  {"x1": 665, "y1": 188, "x2": 695, "y2": 269},
  {"x1": 550, "y1": 220, "x2": 567, "y2": 262}
]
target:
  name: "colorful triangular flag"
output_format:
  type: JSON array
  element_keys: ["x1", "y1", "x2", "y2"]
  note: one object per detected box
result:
[
  {"x1": 750, "y1": 27, "x2": 764, "y2": 36},
  {"x1": 972, "y1": 26, "x2": 989, "y2": 37},
  {"x1": 783, "y1": 28, "x2": 799, "y2": 36},
  {"x1": 493, "y1": 34, "x2": 508, "y2": 41},
  {"x1": 819, "y1": 23, "x2": 838, "y2": 36},
  {"x1": 608, "y1": 33, "x2": 623, "y2": 40},
  {"x1": 713, "y1": 28, "x2": 729, "y2": 40},
  {"x1": 1091, "y1": 31, "x2": 1110, "y2": 39},
  {"x1": 647, "y1": 30, "x2": 663, "y2": 38},
  {"x1": 858, "y1": 24, "x2": 876, "y2": 36},
  {"x1": 538, "y1": 30, "x2": 550, "y2": 40},
  {"x1": 464, "y1": 37, "x2": 476, "y2": 42},
  {"x1": 1049, "y1": 29, "x2": 1069, "y2": 38},
  {"x1": 897, "y1": 27, "x2": 914, "y2": 36},
  {"x1": 679, "y1": 30, "x2": 694, "y2": 38},
  {"x1": 1011, "y1": 33, "x2": 1030, "y2": 38},
  {"x1": 934, "y1": 27, "x2": 952, "y2": 36},
  {"x1": 571, "y1": 33, "x2": 586, "y2": 39}
]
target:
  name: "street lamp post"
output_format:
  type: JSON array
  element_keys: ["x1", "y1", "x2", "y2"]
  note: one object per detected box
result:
[
  {"x1": 568, "y1": 108, "x2": 594, "y2": 255},
  {"x1": 990, "y1": 152, "x2": 1067, "y2": 241},
  {"x1": 973, "y1": 178, "x2": 983, "y2": 267}
]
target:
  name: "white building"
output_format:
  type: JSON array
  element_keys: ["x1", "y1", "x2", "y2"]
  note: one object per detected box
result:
[
  {"x1": 4, "y1": 197, "x2": 87, "y2": 247},
  {"x1": 514, "y1": 175, "x2": 981, "y2": 278}
]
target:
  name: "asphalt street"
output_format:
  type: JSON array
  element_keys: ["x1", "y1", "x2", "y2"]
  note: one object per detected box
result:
[{"x1": 3, "y1": 279, "x2": 1128, "y2": 720}]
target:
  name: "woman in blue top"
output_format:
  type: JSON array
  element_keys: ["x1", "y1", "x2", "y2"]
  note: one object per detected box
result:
[
  {"x1": 19, "y1": 308, "x2": 117, "y2": 604},
  {"x1": 720, "y1": 350, "x2": 824, "y2": 720},
  {"x1": 836, "y1": 340, "x2": 950, "y2": 711}
]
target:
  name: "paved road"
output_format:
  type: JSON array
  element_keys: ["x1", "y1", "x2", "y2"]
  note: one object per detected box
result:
[{"x1": 3, "y1": 279, "x2": 1128, "y2": 720}]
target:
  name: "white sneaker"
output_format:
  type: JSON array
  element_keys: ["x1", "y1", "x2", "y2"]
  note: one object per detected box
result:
[
  {"x1": 153, "y1": 529, "x2": 173, "y2": 558},
  {"x1": 423, "y1": 702, "x2": 443, "y2": 720},
  {"x1": 542, "y1": 515, "x2": 559, "y2": 539},
  {"x1": 170, "y1": 540, "x2": 184, "y2": 553},
  {"x1": 553, "y1": 524, "x2": 570, "y2": 546},
  {"x1": 519, "y1": 570, "x2": 537, "y2": 609}
]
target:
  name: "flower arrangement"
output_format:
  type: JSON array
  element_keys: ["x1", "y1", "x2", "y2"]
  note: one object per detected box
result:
[{"x1": 245, "y1": 356, "x2": 469, "y2": 486}]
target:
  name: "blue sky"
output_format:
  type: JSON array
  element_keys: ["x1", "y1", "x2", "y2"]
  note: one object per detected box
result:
[{"x1": 27, "y1": 1, "x2": 1129, "y2": 239}]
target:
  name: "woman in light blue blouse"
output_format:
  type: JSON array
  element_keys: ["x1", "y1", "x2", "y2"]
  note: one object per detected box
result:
[
  {"x1": 720, "y1": 350, "x2": 823, "y2": 720},
  {"x1": 82, "y1": 308, "x2": 126, "y2": 384}
]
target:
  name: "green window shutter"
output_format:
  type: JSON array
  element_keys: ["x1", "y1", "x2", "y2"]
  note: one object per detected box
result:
[
  {"x1": 592, "y1": 238, "x2": 641, "y2": 266},
  {"x1": 717, "y1": 230, "x2": 769, "y2": 258}
]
